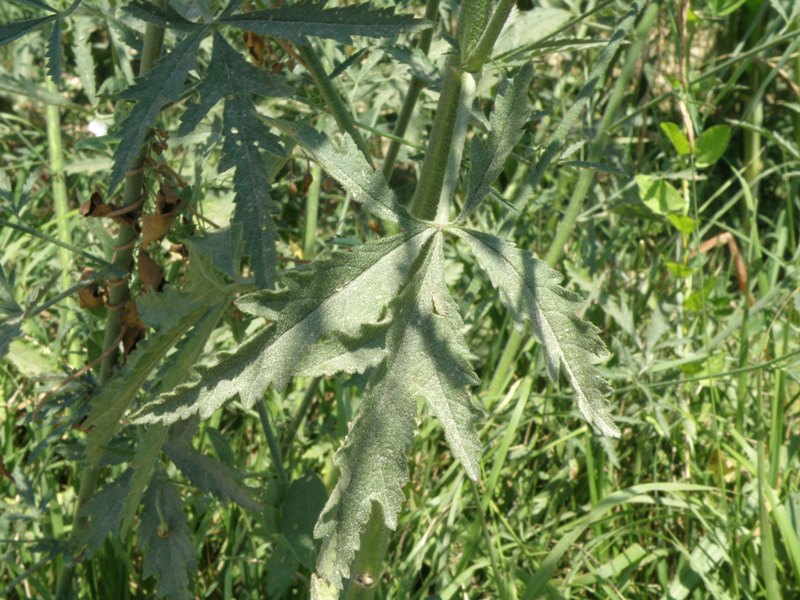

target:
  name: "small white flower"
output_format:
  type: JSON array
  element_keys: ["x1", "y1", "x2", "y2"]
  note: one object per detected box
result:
[{"x1": 87, "y1": 120, "x2": 108, "y2": 137}]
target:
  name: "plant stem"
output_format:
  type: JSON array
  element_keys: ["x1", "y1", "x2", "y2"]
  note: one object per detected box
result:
[
  {"x1": 298, "y1": 44, "x2": 373, "y2": 167},
  {"x1": 464, "y1": 0, "x2": 515, "y2": 72},
  {"x1": 382, "y1": 0, "x2": 440, "y2": 181},
  {"x1": 304, "y1": 163, "x2": 321, "y2": 259},
  {"x1": 344, "y1": 503, "x2": 390, "y2": 600},
  {"x1": 257, "y1": 399, "x2": 287, "y2": 483},
  {"x1": 46, "y1": 76, "x2": 80, "y2": 368},
  {"x1": 409, "y1": 52, "x2": 464, "y2": 220},
  {"x1": 54, "y1": 10, "x2": 166, "y2": 599}
]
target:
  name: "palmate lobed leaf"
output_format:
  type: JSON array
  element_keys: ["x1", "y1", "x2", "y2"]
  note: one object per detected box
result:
[
  {"x1": 178, "y1": 32, "x2": 289, "y2": 288},
  {"x1": 220, "y1": 0, "x2": 431, "y2": 45},
  {"x1": 455, "y1": 228, "x2": 620, "y2": 437},
  {"x1": 109, "y1": 27, "x2": 207, "y2": 192},
  {"x1": 134, "y1": 229, "x2": 435, "y2": 425},
  {"x1": 313, "y1": 233, "x2": 483, "y2": 592}
]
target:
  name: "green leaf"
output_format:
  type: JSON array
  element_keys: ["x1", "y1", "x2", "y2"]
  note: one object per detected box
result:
[
  {"x1": 492, "y1": 6, "x2": 572, "y2": 57},
  {"x1": 45, "y1": 17, "x2": 62, "y2": 84},
  {"x1": 140, "y1": 474, "x2": 196, "y2": 600},
  {"x1": 667, "y1": 213, "x2": 697, "y2": 234},
  {"x1": 0, "y1": 265, "x2": 23, "y2": 360},
  {"x1": 134, "y1": 230, "x2": 434, "y2": 425},
  {"x1": 635, "y1": 174, "x2": 686, "y2": 216},
  {"x1": 296, "y1": 124, "x2": 416, "y2": 227},
  {"x1": 76, "y1": 471, "x2": 132, "y2": 557},
  {"x1": 660, "y1": 121, "x2": 691, "y2": 155},
  {"x1": 0, "y1": 15, "x2": 56, "y2": 47},
  {"x1": 460, "y1": 62, "x2": 534, "y2": 221},
  {"x1": 282, "y1": 474, "x2": 328, "y2": 568},
  {"x1": 179, "y1": 32, "x2": 289, "y2": 288},
  {"x1": 83, "y1": 293, "x2": 213, "y2": 465},
  {"x1": 695, "y1": 125, "x2": 731, "y2": 168},
  {"x1": 72, "y1": 16, "x2": 97, "y2": 105},
  {"x1": 314, "y1": 233, "x2": 483, "y2": 592},
  {"x1": 125, "y1": 0, "x2": 200, "y2": 32},
  {"x1": 455, "y1": 228, "x2": 620, "y2": 437},
  {"x1": 165, "y1": 422, "x2": 262, "y2": 511},
  {"x1": 109, "y1": 27, "x2": 207, "y2": 192},
  {"x1": 220, "y1": 1, "x2": 430, "y2": 45}
]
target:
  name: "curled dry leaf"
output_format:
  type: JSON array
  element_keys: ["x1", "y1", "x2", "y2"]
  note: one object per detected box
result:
[
  {"x1": 138, "y1": 249, "x2": 165, "y2": 292},
  {"x1": 77, "y1": 268, "x2": 106, "y2": 309},
  {"x1": 302, "y1": 171, "x2": 313, "y2": 194},
  {"x1": 243, "y1": 30, "x2": 266, "y2": 67},
  {"x1": 80, "y1": 192, "x2": 117, "y2": 218},
  {"x1": 141, "y1": 183, "x2": 182, "y2": 247},
  {"x1": 121, "y1": 301, "x2": 146, "y2": 356}
]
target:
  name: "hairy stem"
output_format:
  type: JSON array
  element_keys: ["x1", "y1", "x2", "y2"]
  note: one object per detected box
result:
[
  {"x1": 464, "y1": 0, "x2": 515, "y2": 72},
  {"x1": 382, "y1": 0, "x2": 440, "y2": 181},
  {"x1": 46, "y1": 77, "x2": 80, "y2": 368},
  {"x1": 54, "y1": 10, "x2": 166, "y2": 599},
  {"x1": 409, "y1": 52, "x2": 464, "y2": 220},
  {"x1": 344, "y1": 503, "x2": 391, "y2": 600}
]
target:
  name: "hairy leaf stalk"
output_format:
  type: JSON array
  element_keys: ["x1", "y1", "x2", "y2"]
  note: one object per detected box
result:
[{"x1": 54, "y1": 10, "x2": 166, "y2": 599}]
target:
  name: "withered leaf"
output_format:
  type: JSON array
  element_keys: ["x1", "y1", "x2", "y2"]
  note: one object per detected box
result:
[
  {"x1": 121, "y1": 301, "x2": 147, "y2": 356},
  {"x1": 138, "y1": 249, "x2": 165, "y2": 292}
]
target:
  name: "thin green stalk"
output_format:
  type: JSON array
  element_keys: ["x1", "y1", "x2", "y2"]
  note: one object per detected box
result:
[
  {"x1": 304, "y1": 163, "x2": 321, "y2": 259},
  {"x1": 464, "y1": 0, "x2": 515, "y2": 72},
  {"x1": 0, "y1": 218, "x2": 112, "y2": 268},
  {"x1": 54, "y1": 11, "x2": 166, "y2": 599},
  {"x1": 45, "y1": 76, "x2": 79, "y2": 365},
  {"x1": 257, "y1": 399, "x2": 287, "y2": 483},
  {"x1": 298, "y1": 44, "x2": 373, "y2": 167},
  {"x1": 382, "y1": 0, "x2": 440, "y2": 181},
  {"x1": 344, "y1": 503, "x2": 391, "y2": 600}
]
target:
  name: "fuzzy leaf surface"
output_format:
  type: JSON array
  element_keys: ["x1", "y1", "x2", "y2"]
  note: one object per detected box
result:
[
  {"x1": 134, "y1": 230, "x2": 434, "y2": 425},
  {"x1": 296, "y1": 124, "x2": 415, "y2": 226},
  {"x1": 456, "y1": 228, "x2": 620, "y2": 437},
  {"x1": 460, "y1": 62, "x2": 534, "y2": 221},
  {"x1": 109, "y1": 27, "x2": 207, "y2": 192},
  {"x1": 313, "y1": 233, "x2": 483, "y2": 592},
  {"x1": 220, "y1": 1, "x2": 430, "y2": 44},
  {"x1": 140, "y1": 474, "x2": 196, "y2": 600},
  {"x1": 85, "y1": 231, "x2": 241, "y2": 466}
]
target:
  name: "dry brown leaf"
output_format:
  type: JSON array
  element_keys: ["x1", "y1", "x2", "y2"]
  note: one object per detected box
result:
[
  {"x1": 138, "y1": 249, "x2": 165, "y2": 292},
  {"x1": 121, "y1": 301, "x2": 146, "y2": 355}
]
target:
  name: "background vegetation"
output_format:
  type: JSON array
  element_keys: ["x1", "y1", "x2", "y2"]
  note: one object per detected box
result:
[{"x1": 1, "y1": 0, "x2": 799, "y2": 598}]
